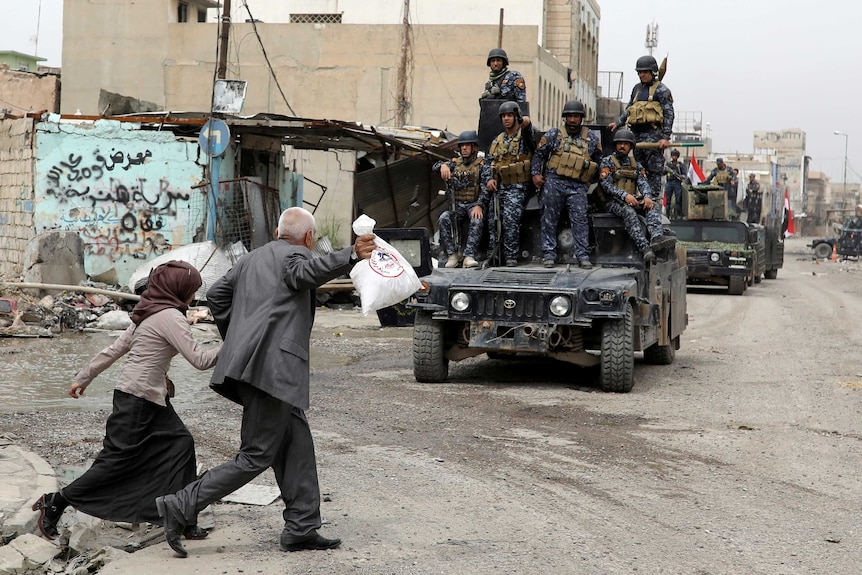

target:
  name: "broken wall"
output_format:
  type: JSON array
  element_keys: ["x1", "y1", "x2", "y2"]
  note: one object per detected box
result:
[
  {"x1": 0, "y1": 118, "x2": 36, "y2": 279},
  {"x1": 33, "y1": 119, "x2": 210, "y2": 284}
]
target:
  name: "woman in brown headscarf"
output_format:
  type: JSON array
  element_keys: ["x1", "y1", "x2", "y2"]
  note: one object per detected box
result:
[{"x1": 32, "y1": 261, "x2": 221, "y2": 540}]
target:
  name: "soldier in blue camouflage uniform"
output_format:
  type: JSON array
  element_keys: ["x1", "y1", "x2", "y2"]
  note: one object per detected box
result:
[
  {"x1": 483, "y1": 101, "x2": 535, "y2": 266},
  {"x1": 480, "y1": 48, "x2": 531, "y2": 127},
  {"x1": 531, "y1": 100, "x2": 602, "y2": 268},
  {"x1": 742, "y1": 173, "x2": 763, "y2": 224},
  {"x1": 599, "y1": 130, "x2": 675, "y2": 263},
  {"x1": 704, "y1": 158, "x2": 737, "y2": 215},
  {"x1": 609, "y1": 55, "x2": 674, "y2": 198},
  {"x1": 433, "y1": 130, "x2": 487, "y2": 268},
  {"x1": 663, "y1": 149, "x2": 684, "y2": 219}
]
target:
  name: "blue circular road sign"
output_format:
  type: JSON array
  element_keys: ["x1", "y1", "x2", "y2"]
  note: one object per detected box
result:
[{"x1": 199, "y1": 119, "x2": 231, "y2": 157}]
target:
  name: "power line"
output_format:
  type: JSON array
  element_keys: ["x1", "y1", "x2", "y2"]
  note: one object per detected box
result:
[{"x1": 240, "y1": 1, "x2": 296, "y2": 116}]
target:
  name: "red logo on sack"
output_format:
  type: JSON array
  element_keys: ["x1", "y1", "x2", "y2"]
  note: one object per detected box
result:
[{"x1": 369, "y1": 247, "x2": 404, "y2": 278}]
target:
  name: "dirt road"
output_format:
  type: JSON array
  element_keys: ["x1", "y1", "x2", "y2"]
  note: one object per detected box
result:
[{"x1": 6, "y1": 239, "x2": 862, "y2": 574}]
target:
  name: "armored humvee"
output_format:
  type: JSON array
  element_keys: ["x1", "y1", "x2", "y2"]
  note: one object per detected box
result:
[
  {"x1": 670, "y1": 183, "x2": 783, "y2": 294},
  {"x1": 407, "y1": 193, "x2": 687, "y2": 393}
]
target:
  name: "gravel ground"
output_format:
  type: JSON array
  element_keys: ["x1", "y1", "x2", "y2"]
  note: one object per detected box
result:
[{"x1": 3, "y1": 238, "x2": 862, "y2": 574}]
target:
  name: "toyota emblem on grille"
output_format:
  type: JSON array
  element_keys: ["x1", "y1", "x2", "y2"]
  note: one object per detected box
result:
[{"x1": 503, "y1": 299, "x2": 516, "y2": 309}]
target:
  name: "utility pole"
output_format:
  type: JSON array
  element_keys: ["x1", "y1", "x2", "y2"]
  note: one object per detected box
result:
[
  {"x1": 834, "y1": 130, "x2": 849, "y2": 210},
  {"x1": 498, "y1": 9, "x2": 504, "y2": 48},
  {"x1": 395, "y1": 0, "x2": 412, "y2": 126},
  {"x1": 217, "y1": 0, "x2": 232, "y2": 80}
]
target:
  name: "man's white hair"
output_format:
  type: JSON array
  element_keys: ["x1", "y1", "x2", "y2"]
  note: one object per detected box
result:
[{"x1": 277, "y1": 207, "x2": 316, "y2": 245}]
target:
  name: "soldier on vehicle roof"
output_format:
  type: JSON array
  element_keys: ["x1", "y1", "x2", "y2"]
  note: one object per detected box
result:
[
  {"x1": 480, "y1": 48, "x2": 530, "y2": 127},
  {"x1": 599, "y1": 129, "x2": 675, "y2": 264},
  {"x1": 483, "y1": 101, "x2": 535, "y2": 266},
  {"x1": 531, "y1": 100, "x2": 602, "y2": 269},
  {"x1": 432, "y1": 130, "x2": 487, "y2": 269},
  {"x1": 609, "y1": 55, "x2": 674, "y2": 198},
  {"x1": 663, "y1": 149, "x2": 685, "y2": 219},
  {"x1": 704, "y1": 158, "x2": 738, "y2": 216},
  {"x1": 742, "y1": 173, "x2": 763, "y2": 224}
]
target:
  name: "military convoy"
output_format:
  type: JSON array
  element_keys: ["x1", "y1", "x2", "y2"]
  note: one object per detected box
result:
[
  {"x1": 669, "y1": 183, "x2": 784, "y2": 295},
  {"x1": 399, "y1": 118, "x2": 687, "y2": 393}
]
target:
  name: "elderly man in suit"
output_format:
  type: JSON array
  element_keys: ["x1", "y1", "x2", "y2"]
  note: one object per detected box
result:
[{"x1": 156, "y1": 207, "x2": 375, "y2": 558}]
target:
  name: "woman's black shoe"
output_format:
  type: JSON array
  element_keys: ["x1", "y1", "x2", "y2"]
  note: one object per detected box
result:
[
  {"x1": 31, "y1": 492, "x2": 66, "y2": 540},
  {"x1": 183, "y1": 525, "x2": 209, "y2": 540}
]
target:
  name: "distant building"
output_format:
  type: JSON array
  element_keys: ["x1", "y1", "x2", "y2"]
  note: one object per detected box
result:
[{"x1": 0, "y1": 51, "x2": 46, "y2": 73}]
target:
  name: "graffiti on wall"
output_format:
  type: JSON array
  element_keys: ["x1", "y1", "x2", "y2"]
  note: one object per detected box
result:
[{"x1": 35, "y1": 125, "x2": 208, "y2": 284}]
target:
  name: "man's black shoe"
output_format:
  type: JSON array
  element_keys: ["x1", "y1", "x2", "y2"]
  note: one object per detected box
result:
[
  {"x1": 155, "y1": 495, "x2": 188, "y2": 558},
  {"x1": 280, "y1": 530, "x2": 342, "y2": 552},
  {"x1": 650, "y1": 235, "x2": 676, "y2": 252}
]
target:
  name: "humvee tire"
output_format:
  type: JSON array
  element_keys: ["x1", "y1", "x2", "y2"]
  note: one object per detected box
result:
[
  {"x1": 413, "y1": 312, "x2": 448, "y2": 382},
  {"x1": 764, "y1": 269, "x2": 778, "y2": 280},
  {"x1": 728, "y1": 275, "x2": 746, "y2": 295},
  {"x1": 600, "y1": 302, "x2": 635, "y2": 392},
  {"x1": 644, "y1": 336, "x2": 677, "y2": 365},
  {"x1": 814, "y1": 242, "x2": 832, "y2": 259}
]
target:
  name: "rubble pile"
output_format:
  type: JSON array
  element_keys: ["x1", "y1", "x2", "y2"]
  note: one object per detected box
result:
[{"x1": 0, "y1": 284, "x2": 137, "y2": 337}]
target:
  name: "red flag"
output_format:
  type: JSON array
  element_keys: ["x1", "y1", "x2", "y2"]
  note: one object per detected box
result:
[
  {"x1": 687, "y1": 152, "x2": 705, "y2": 185},
  {"x1": 783, "y1": 189, "x2": 795, "y2": 237}
]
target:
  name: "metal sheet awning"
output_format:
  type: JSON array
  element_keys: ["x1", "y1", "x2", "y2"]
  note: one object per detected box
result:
[{"x1": 46, "y1": 111, "x2": 454, "y2": 160}]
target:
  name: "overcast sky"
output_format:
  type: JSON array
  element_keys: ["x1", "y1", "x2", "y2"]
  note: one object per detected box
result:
[{"x1": 3, "y1": 0, "x2": 857, "y2": 184}]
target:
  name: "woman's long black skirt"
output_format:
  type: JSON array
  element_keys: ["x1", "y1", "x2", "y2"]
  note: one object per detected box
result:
[{"x1": 62, "y1": 389, "x2": 196, "y2": 524}]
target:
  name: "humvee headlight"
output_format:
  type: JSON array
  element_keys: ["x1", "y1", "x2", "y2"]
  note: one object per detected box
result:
[
  {"x1": 709, "y1": 252, "x2": 721, "y2": 263},
  {"x1": 450, "y1": 292, "x2": 470, "y2": 312},
  {"x1": 549, "y1": 295, "x2": 571, "y2": 317}
]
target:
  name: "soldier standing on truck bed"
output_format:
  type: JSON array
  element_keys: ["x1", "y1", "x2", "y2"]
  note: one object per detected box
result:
[
  {"x1": 704, "y1": 158, "x2": 738, "y2": 216},
  {"x1": 480, "y1": 48, "x2": 530, "y2": 126},
  {"x1": 743, "y1": 173, "x2": 763, "y2": 224},
  {"x1": 663, "y1": 148, "x2": 685, "y2": 219},
  {"x1": 531, "y1": 100, "x2": 602, "y2": 268},
  {"x1": 433, "y1": 130, "x2": 487, "y2": 269},
  {"x1": 609, "y1": 55, "x2": 674, "y2": 198},
  {"x1": 483, "y1": 101, "x2": 535, "y2": 266},
  {"x1": 599, "y1": 129, "x2": 675, "y2": 264}
]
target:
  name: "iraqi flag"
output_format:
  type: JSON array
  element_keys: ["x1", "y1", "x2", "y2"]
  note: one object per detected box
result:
[
  {"x1": 687, "y1": 152, "x2": 705, "y2": 185},
  {"x1": 783, "y1": 189, "x2": 795, "y2": 237}
]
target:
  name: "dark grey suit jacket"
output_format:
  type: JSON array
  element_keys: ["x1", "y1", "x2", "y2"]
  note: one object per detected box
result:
[{"x1": 206, "y1": 239, "x2": 353, "y2": 410}]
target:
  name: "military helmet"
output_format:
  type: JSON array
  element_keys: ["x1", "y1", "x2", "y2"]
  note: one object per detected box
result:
[
  {"x1": 498, "y1": 101, "x2": 522, "y2": 123},
  {"x1": 716, "y1": 157, "x2": 725, "y2": 164},
  {"x1": 749, "y1": 173, "x2": 756, "y2": 179},
  {"x1": 458, "y1": 130, "x2": 479, "y2": 145},
  {"x1": 635, "y1": 55, "x2": 659, "y2": 73},
  {"x1": 487, "y1": 48, "x2": 509, "y2": 67},
  {"x1": 613, "y1": 129, "x2": 636, "y2": 145},
  {"x1": 670, "y1": 148, "x2": 680, "y2": 157},
  {"x1": 561, "y1": 100, "x2": 586, "y2": 117}
]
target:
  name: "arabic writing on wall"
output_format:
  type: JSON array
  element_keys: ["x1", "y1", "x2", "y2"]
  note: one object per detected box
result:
[{"x1": 35, "y1": 134, "x2": 205, "y2": 283}]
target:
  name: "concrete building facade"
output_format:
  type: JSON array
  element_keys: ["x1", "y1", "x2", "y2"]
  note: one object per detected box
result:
[{"x1": 61, "y1": 0, "x2": 599, "y2": 129}]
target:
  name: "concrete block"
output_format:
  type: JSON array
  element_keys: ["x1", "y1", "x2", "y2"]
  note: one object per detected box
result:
[
  {"x1": 0, "y1": 543, "x2": 25, "y2": 575},
  {"x1": 9, "y1": 534, "x2": 58, "y2": 570}
]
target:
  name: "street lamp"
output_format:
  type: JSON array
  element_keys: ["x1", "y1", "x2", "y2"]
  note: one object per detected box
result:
[{"x1": 834, "y1": 130, "x2": 849, "y2": 208}]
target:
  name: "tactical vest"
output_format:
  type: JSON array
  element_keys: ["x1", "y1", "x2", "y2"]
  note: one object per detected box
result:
[
  {"x1": 450, "y1": 157, "x2": 483, "y2": 202},
  {"x1": 626, "y1": 82, "x2": 664, "y2": 126},
  {"x1": 714, "y1": 167, "x2": 731, "y2": 184},
  {"x1": 545, "y1": 126, "x2": 598, "y2": 183},
  {"x1": 489, "y1": 130, "x2": 532, "y2": 185},
  {"x1": 609, "y1": 153, "x2": 640, "y2": 196}
]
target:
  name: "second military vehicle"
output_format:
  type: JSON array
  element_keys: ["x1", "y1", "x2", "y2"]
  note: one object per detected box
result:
[{"x1": 670, "y1": 183, "x2": 783, "y2": 294}]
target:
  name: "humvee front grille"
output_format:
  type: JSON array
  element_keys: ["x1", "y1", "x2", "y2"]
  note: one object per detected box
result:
[
  {"x1": 469, "y1": 290, "x2": 549, "y2": 321},
  {"x1": 686, "y1": 253, "x2": 709, "y2": 267}
]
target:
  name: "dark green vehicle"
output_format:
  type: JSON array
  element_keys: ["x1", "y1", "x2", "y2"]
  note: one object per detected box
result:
[{"x1": 670, "y1": 219, "x2": 754, "y2": 295}]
